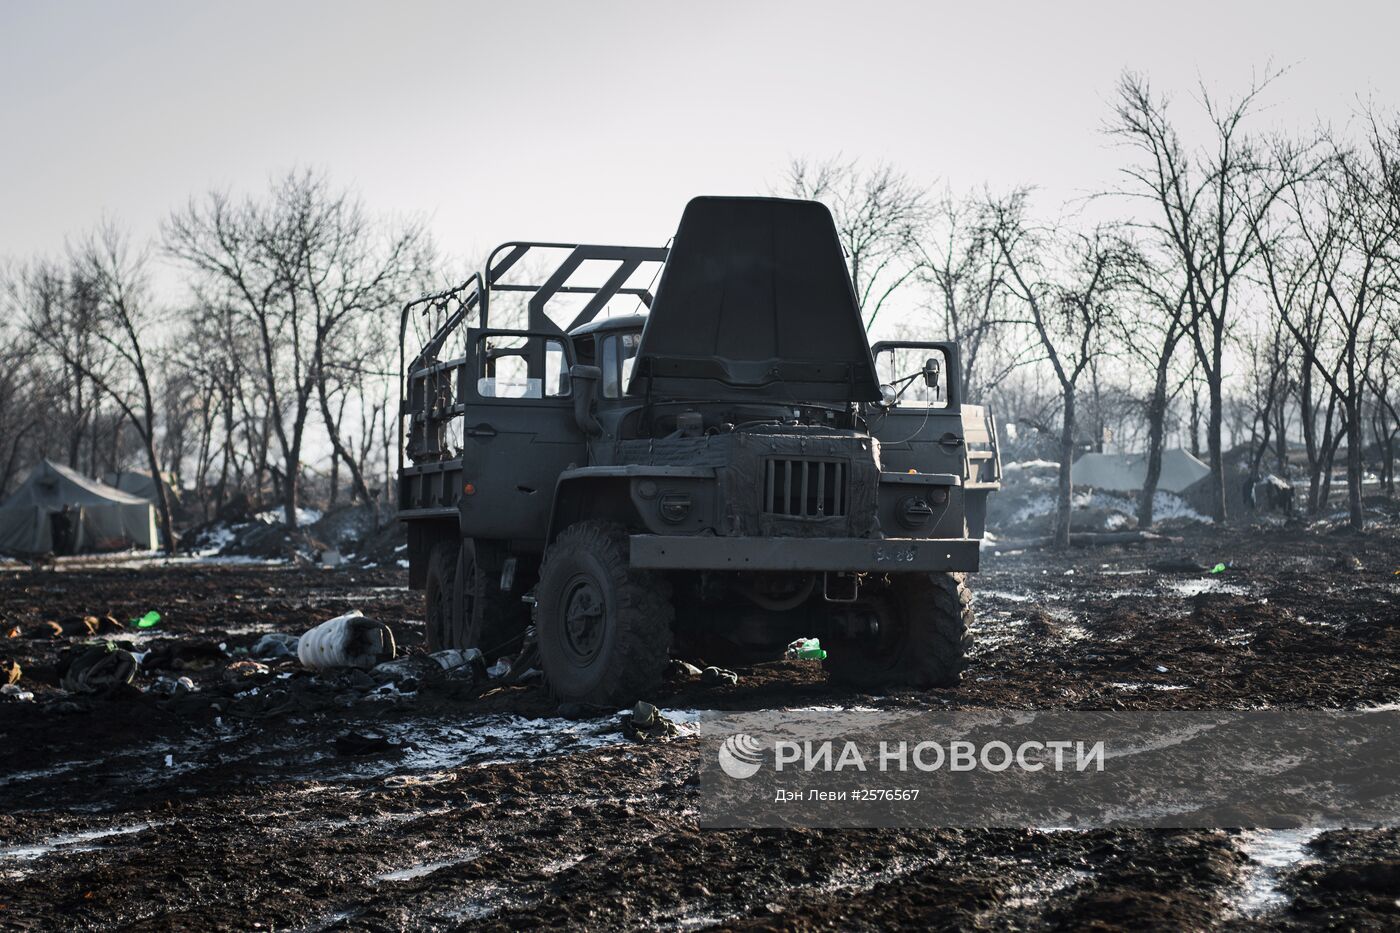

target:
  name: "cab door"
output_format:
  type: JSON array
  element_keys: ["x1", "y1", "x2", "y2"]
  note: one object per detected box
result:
[
  {"x1": 459, "y1": 328, "x2": 584, "y2": 546},
  {"x1": 866, "y1": 341, "x2": 966, "y2": 478}
]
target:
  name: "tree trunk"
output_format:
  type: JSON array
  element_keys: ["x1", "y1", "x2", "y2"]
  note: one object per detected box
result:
[
  {"x1": 143, "y1": 429, "x2": 177, "y2": 555},
  {"x1": 1055, "y1": 388, "x2": 1075, "y2": 548},
  {"x1": 1345, "y1": 396, "x2": 1364, "y2": 531},
  {"x1": 1207, "y1": 369, "x2": 1226, "y2": 523},
  {"x1": 1137, "y1": 364, "x2": 1171, "y2": 531}
]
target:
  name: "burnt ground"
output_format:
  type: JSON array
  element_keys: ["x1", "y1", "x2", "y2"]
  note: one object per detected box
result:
[{"x1": 1, "y1": 521, "x2": 1399, "y2": 931}]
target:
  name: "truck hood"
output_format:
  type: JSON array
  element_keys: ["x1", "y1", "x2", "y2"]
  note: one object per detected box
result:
[{"x1": 627, "y1": 196, "x2": 881, "y2": 403}]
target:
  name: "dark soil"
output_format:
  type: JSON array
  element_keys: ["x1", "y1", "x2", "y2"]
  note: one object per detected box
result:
[{"x1": 1, "y1": 519, "x2": 1398, "y2": 930}]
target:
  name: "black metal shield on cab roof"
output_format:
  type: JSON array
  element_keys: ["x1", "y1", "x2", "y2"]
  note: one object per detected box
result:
[{"x1": 627, "y1": 196, "x2": 881, "y2": 403}]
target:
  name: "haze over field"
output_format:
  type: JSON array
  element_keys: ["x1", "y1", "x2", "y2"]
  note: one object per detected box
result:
[{"x1": 3, "y1": 0, "x2": 1397, "y2": 298}]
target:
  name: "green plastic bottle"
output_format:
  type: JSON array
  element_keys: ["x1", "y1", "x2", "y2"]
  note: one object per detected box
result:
[
  {"x1": 786, "y1": 637, "x2": 827, "y2": 661},
  {"x1": 131, "y1": 611, "x2": 161, "y2": 629}
]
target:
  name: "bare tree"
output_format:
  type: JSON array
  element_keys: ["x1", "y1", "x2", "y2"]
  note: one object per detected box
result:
[
  {"x1": 166, "y1": 169, "x2": 432, "y2": 527},
  {"x1": 1110, "y1": 70, "x2": 1298, "y2": 523},
  {"x1": 786, "y1": 158, "x2": 930, "y2": 330},
  {"x1": 13, "y1": 225, "x2": 178, "y2": 553},
  {"x1": 983, "y1": 190, "x2": 1125, "y2": 546}
]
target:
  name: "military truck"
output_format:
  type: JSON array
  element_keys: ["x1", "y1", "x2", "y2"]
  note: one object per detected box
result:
[{"x1": 398, "y1": 196, "x2": 1000, "y2": 706}]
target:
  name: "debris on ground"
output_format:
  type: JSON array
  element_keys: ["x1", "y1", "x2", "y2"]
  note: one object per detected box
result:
[
  {"x1": 1, "y1": 682, "x2": 34, "y2": 701},
  {"x1": 667, "y1": 659, "x2": 704, "y2": 679},
  {"x1": 129, "y1": 610, "x2": 161, "y2": 629},
  {"x1": 701, "y1": 665, "x2": 739, "y2": 686},
  {"x1": 333, "y1": 731, "x2": 403, "y2": 757},
  {"x1": 373, "y1": 648, "x2": 484, "y2": 691},
  {"x1": 251, "y1": 632, "x2": 299, "y2": 660},
  {"x1": 223, "y1": 659, "x2": 271, "y2": 681},
  {"x1": 1, "y1": 656, "x2": 19, "y2": 684},
  {"x1": 785, "y1": 637, "x2": 827, "y2": 661},
  {"x1": 59, "y1": 642, "x2": 138, "y2": 693},
  {"x1": 621, "y1": 700, "x2": 681, "y2": 741},
  {"x1": 297, "y1": 611, "x2": 396, "y2": 670}
]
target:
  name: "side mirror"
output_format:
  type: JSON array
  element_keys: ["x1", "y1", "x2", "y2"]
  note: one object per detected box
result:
[
  {"x1": 923, "y1": 357, "x2": 941, "y2": 388},
  {"x1": 877, "y1": 384, "x2": 898, "y2": 408},
  {"x1": 570, "y1": 364, "x2": 603, "y2": 436}
]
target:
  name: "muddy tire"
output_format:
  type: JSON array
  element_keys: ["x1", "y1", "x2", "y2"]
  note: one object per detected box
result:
[
  {"x1": 425, "y1": 541, "x2": 459, "y2": 653},
  {"x1": 425, "y1": 539, "x2": 529, "y2": 659},
  {"x1": 825, "y1": 572, "x2": 972, "y2": 689},
  {"x1": 535, "y1": 521, "x2": 673, "y2": 707}
]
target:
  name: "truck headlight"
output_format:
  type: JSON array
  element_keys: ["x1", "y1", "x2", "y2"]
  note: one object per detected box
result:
[
  {"x1": 897, "y1": 495, "x2": 935, "y2": 529},
  {"x1": 659, "y1": 493, "x2": 692, "y2": 523}
]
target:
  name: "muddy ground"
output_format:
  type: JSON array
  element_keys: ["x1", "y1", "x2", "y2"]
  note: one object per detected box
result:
[{"x1": 2, "y1": 521, "x2": 1399, "y2": 931}]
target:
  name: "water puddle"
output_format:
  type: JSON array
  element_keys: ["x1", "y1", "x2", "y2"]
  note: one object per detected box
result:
[
  {"x1": 1167, "y1": 578, "x2": 1250, "y2": 598},
  {"x1": 375, "y1": 850, "x2": 478, "y2": 882},
  {"x1": 0, "y1": 822, "x2": 157, "y2": 863},
  {"x1": 1234, "y1": 828, "x2": 1321, "y2": 914}
]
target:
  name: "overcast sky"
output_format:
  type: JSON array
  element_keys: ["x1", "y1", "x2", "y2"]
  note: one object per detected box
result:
[{"x1": 3, "y1": 1, "x2": 1397, "y2": 288}]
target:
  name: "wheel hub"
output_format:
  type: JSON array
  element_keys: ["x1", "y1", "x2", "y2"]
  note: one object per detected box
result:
[{"x1": 562, "y1": 576, "x2": 606, "y2": 663}]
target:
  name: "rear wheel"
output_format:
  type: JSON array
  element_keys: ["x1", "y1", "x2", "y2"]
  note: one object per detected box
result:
[
  {"x1": 425, "y1": 539, "x2": 530, "y2": 658},
  {"x1": 535, "y1": 521, "x2": 673, "y2": 707},
  {"x1": 825, "y1": 572, "x2": 972, "y2": 689}
]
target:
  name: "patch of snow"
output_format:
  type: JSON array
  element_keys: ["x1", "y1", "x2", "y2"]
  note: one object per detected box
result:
[{"x1": 255, "y1": 507, "x2": 324, "y2": 526}]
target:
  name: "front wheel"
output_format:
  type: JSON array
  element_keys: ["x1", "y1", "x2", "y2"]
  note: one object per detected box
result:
[
  {"x1": 535, "y1": 522, "x2": 673, "y2": 707},
  {"x1": 825, "y1": 572, "x2": 972, "y2": 689}
]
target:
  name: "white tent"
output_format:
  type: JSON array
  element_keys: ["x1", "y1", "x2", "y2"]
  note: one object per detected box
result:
[
  {"x1": 0, "y1": 460, "x2": 158, "y2": 554},
  {"x1": 1071, "y1": 448, "x2": 1209, "y2": 494},
  {"x1": 104, "y1": 469, "x2": 179, "y2": 507}
]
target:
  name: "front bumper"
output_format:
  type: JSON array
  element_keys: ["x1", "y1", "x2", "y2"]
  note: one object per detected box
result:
[{"x1": 628, "y1": 534, "x2": 980, "y2": 573}]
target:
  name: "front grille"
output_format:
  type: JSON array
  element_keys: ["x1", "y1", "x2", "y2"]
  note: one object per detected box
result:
[{"x1": 763, "y1": 458, "x2": 846, "y2": 518}]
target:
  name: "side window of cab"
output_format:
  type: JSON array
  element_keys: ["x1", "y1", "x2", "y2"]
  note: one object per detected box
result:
[{"x1": 600, "y1": 330, "x2": 642, "y2": 399}]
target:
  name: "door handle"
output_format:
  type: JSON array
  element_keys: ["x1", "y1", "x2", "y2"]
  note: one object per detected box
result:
[
  {"x1": 938, "y1": 432, "x2": 964, "y2": 448},
  {"x1": 465, "y1": 423, "x2": 497, "y2": 438}
]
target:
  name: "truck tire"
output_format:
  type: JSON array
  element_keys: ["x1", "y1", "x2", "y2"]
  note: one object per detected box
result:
[
  {"x1": 535, "y1": 521, "x2": 673, "y2": 707},
  {"x1": 425, "y1": 541, "x2": 459, "y2": 653},
  {"x1": 825, "y1": 572, "x2": 972, "y2": 689},
  {"x1": 425, "y1": 539, "x2": 529, "y2": 659}
]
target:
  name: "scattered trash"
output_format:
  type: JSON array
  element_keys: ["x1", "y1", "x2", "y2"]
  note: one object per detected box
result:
[
  {"x1": 1, "y1": 657, "x2": 19, "y2": 685},
  {"x1": 320, "y1": 548, "x2": 344, "y2": 568},
  {"x1": 785, "y1": 637, "x2": 827, "y2": 661},
  {"x1": 297, "y1": 611, "x2": 396, "y2": 670},
  {"x1": 333, "y1": 731, "x2": 402, "y2": 757},
  {"x1": 148, "y1": 676, "x2": 197, "y2": 698},
  {"x1": 224, "y1": 659, "x2": 271, "y2": 681},
  {"x1": 251, "y1": 632, "x2": 300, "y2": 660},
  {"x1": 486, "y1": 658, "x2": 512, "y2": 679},
  {"x1": 164, "y1": 754, "x2": 174, "y2": 767},
  {"x1": 1155, "y1": 665, "x2": 1169, "y2": 673},
  {"x1": 666, "y1": 659, "x2": 704, "y2": 679},
  {"x1": 2, "y1": 683, "x2": 34, "y2": 701},
  {"x1": 373, "y1": 648, "x2": 484, "y2": 689},
  {"x1": 701, "y1": 666, "x2": 739, "y2": 687},
  {"x1": 60, "y1": 643, "x2": 138, "y2": 694},
  {"x1": 621, "y1": 701, "x2": 680, "y2": 741},
  {"x1": 129, "y1": 611, "x2": 161, "y2": 630},
  {"x1": 42, "y1": 616, "x2": 99, "y2": 639},
  {"x1": 1210, "y1": 563, "x2": 1227, "y2": 574}
]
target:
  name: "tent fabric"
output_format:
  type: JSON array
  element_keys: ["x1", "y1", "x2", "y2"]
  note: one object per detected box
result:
[
  {"x1": 1071, "y1": 448, "x2": 1210, "y2": 494},
  {"x1": 0, "y1": 460, "x2": 157, "y2": 554},
  {"x1": 104, "y1": 470, "x2": 179, "y2": 507}
]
